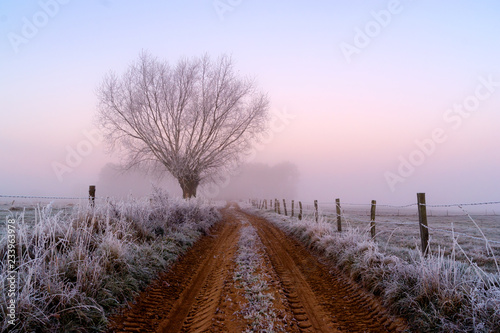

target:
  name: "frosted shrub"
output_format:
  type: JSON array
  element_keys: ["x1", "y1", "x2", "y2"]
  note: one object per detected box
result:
[{"x1": 0, "y1": 191, "x2": 220, "y2": 333}]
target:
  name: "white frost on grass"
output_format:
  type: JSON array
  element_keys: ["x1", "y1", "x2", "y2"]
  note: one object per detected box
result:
[
  {"x1": 234, "y1": 218, "x2": 285, "y2": 332},
  {"x1": 0, "y1": 189, "x2": 221, "y2": 333},
  {"x1": 246, "y1": 207, "x2": 500, "y2": 333}
]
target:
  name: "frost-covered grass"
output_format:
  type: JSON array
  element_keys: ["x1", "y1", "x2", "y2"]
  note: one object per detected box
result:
[
  {"x1": 234, "y1": 218, "x2": 286, "y2": 332},
  {"x1": 308, "y1": 205, "x2": 500, "y2": 274},
  {"x1": 248, "y1": 206, "x2": 500, "y2": 333},
  {"x1": 0, "y1": 189, "x2": 220, "y2": 333}
]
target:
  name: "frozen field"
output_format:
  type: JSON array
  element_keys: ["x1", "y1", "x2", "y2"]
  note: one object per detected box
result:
[
  {"x1": 279, "y1": 201, "x2": 500, "y2": 274},
  {"x1": 0, "y1": 200, "x2": 76, "y2": 238}
]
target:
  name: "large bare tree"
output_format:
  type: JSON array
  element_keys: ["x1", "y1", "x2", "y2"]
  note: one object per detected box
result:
[{"x1": 96, "y1": 52, "x2": 269, "y2": 198}]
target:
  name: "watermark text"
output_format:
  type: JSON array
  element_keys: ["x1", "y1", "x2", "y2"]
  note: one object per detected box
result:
[
  {"x1": 5, "y1": 216, "x2": 17, "y2": 326},
  {"x1": 385, "y1": 74, "x2": 500, "y2": 192}
]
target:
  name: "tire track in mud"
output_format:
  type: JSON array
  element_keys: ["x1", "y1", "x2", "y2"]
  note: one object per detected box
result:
[
  {"x1": 159, "y1": 213, "x2": 239, "y2": 333},
  {"x1": 107, "y1": 205, "x2": 407, "y2": 332},
  {"x1": 107, "y1": 206, "x2": 241, "y2": 333},
  {"x1": 240, "y1": 209, "x2": 407, "y2": 332}
]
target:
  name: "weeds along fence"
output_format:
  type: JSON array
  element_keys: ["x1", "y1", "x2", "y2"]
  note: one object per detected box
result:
[
  {"x1": 0, "y1": 185, "x2": 221, "y2": 237},
  {"x1": 251, "y1": 194, "x2": 500, "y2": 273},
  {"x1": 1, "y1": 185, "x2": 124, "y2": 206},
  {"x1": 1, "y1": 184, "x2": 226, "y2": 210}
]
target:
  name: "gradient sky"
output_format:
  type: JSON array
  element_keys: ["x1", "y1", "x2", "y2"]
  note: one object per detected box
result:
[{"x1": 1, "y1": 0, "x2": 499, "y2": 206}]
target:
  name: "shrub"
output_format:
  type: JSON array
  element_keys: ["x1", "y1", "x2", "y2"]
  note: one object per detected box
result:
[{"x1": 0, "y1": 190, "x2": 220, "y2": 333}]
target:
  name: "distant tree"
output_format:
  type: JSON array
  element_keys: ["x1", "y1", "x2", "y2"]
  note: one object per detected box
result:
[{"x1": 96, "y1": 52, "x2": 269, "y2": 198}]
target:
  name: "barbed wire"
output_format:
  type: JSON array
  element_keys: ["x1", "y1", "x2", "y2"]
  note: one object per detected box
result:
[
  {"x1": 256, "y1": 200, "x2": 500, "y2": 236},
  {"x1": 421, "y1": 224, "x2": 500, "y2": 245},
  {"x1": 0, "y1": 194, "x2": 90, "y2": 200},
  {"x1": 263, "y1": 198, "x2": 500, "y2": 208},
  {"x1": 423, "y1": 201, "x2": 500, "y2": 207}
]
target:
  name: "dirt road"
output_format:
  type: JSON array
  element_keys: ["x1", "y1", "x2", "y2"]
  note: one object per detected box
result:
[{"x1": 107, "y1": 205, "x2": 407, "y2": 332}]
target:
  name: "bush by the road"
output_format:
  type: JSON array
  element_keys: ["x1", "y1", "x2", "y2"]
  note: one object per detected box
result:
[{"x1": 0, "y1": 190, "x2": 220, "y2": 333}]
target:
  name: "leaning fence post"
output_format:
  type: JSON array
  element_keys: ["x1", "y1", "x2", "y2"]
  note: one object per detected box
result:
[
  {"x1": 314, "y1": 200, "x2": 319, "y2": 222},
  {"x1": 89, "y1": 185, "x2": 96, "y2": 207},
  {"x1": 417, "y1": 193, "x2": 429, "y2": 256},
  {"x1": 370, "y1": 200, "x2": 376, "y2": 239},
  {"x1": 283, "y1": 199, "x2": 288, "y2": 216},
  {"x1": 277, "y1": 199, "x2": 281, "y2": 214},
  {"x1": 336, "y1": 198, "x2": 342, "y2": 232},
  {"x1": 291, "y1": 200, "x2": 295, "y2": 217},
  {"x1": 298, "y1": 201, "x2": 303, "y2": 220}
]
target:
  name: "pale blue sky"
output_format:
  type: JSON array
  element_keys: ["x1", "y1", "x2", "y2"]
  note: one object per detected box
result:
[{"x1": 1, "y1": 0, "x2": 499, "y2": 205}]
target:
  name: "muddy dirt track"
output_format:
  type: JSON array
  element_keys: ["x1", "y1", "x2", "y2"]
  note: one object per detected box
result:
[{"x1": 107, "y1": 205, "x2": 407, "y2": 332}]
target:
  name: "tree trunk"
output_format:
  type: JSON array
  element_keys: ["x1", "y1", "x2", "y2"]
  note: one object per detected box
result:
[{"x1": 179, "y1": 176, "x2": 199, "y2": 199}]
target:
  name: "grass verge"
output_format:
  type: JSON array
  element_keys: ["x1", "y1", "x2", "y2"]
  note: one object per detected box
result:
[
  {"x1": 234, "y1": 217, "x2": 285, "y2": 332},
  {"x1": 0, "y1": 189, "x2": 220, "y2": 333}
]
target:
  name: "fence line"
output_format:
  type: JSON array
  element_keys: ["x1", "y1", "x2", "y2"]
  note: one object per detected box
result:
[
  {"x1": 252, "y1": 194, "x2": 500, "y2": 257},
  {"x1": 0, "y1": 186, "x2": 190, "y2": 204},
  {"x1": 0, "y1": 194, "x2": 90, "y2": 200}
]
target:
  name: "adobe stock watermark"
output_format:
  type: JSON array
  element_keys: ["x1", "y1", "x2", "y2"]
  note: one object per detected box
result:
[
  {"x1": 339, "y1": 0, "x2": 407, "y2": 64},
  {"x1": 7, "y1": 0, "x2": 71, "y2": 54},
  {"x1": 5, "y1": 216, "x2": 18, "y2": 327},
  {"x1": 213, "y1": 0, "x2": 243, "y2": 21},
  {"x1": 52, "y1": 128, "x2": 103, "y2": 182},
  {"x1": 385, "y1": 74, "x2": 500, "y2": 192},
  {"x1": 199, "y1": 106, "x2": 296, "y2": 198}
]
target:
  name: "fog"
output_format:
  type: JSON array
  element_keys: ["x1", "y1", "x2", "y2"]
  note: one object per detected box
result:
[
  {"x1": 1, "y1": 2, "x2": 500, "y2": 207},
  {"x1": 95, "y1": 164, "x2": 182, "y2": 199},
  {"x1": 206, "y1": 162, "x2": 300, "y2": 201},
  {"x1": 94, "y1": 162, "x2": 299, "y2": 202}
]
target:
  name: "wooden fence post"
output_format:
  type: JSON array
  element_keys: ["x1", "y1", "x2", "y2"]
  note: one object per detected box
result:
[
  {"x1": 370, "y1": 200, "x2": 376, "y2": 239},
  {"x1": 283, "y1": 199, "x2": 288, "y2": 216},
  {"x1": 89, "y1": 185, "x2": 96, "y2": 207},
  {"x1": 298, "y1": 201, "x2": 303, "y2": 220},
  {"x1": 417, "y1": 193, "x2": 429, "y2": 256},
  {"x1": 336, "y1": 198, "x2": 342, "y2": 232},
  {"x1": 314, "y1": 200, "x2": 318, "y2": 222},
  {"x1": 291, "y1": 200, "x2": 295, "y2": 217},
  {"x1": 277, "y1": 199, "x2": 281, "y2": 214},
  {"x1": 264, "y1": 199, "x2": 267, "y2": 210}
]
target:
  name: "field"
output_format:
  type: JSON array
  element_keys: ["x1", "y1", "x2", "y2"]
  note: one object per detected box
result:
[
  {"x1": 284, "y1": 201, "x2": 500, "y2": 274},
  {"x1": 0, "y1": 202, "x2": 74, "y2": 237}
]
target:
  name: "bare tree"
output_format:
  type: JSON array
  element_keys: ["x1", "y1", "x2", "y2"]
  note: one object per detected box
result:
[{"x1": 96, "y1": 52, "x2": 269, "y2": 198}]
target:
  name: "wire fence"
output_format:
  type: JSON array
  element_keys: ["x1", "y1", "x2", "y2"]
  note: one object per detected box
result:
[
  {"x1": 252, "y1": 195, "x2": 500, "y2": 274},
  {"x1": 2, "y1": 190, "x2": 499, "y2": 271},
  {"x1": 0, "y1": 194, "x2": 90, "y2": 201}
]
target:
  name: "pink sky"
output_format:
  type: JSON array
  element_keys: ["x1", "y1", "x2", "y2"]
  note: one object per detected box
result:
[{"x1": 1, "y1": 0, "x2": 499, "y2": 206}]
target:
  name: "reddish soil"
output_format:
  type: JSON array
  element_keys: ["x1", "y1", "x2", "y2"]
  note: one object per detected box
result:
[{"x1": 107, "y1": 205, "x2": 407, "y2": 332}]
